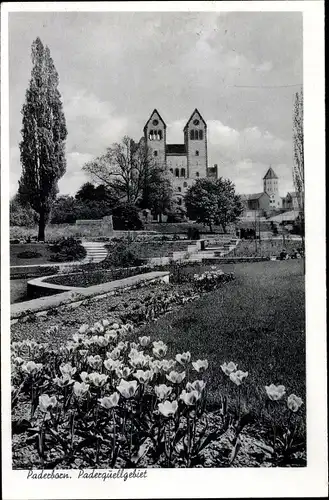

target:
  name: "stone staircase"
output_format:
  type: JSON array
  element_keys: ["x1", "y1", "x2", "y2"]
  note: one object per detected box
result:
[
  {"x1": 171, "y1": 237, "x2": 240, "y2": 262},
  {"x1": 81, "y1": 242, "x2": 108, "y2": 264}
]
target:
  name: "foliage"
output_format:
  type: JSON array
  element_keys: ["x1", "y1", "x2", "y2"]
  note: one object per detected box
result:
[
  {"x1": 185, "y1": 178, "x2": 243, "y2": 233},
  {"x1": 11, "y1": 316, "x2": 304, "y2": 468},
  {"x1": 50, "y1": 196, "x2": 79, "y2": 224},
  {"x1": 48, "y1": 237, "x2": 87, "y2": 263},
  {"x1": 103, "y1": 241, "x2": 145, "y2": 268},
  {"x1": 145, "y1": 172, "x2": 174, "y2": 220},
  {"x1": 17, "y1": 250, "x2": 42, "y2": 260},
  {"x1": 292, "y1": 89, "x2": 304, "y2": 211},
  {"x1": 193, "y1": 268, "x2": 235, "y2": 292},
  {"x1": 112, "y1": 202, "x2": 144, "y2": 230},
  {"x1": 18, "y1": 37, "x2": 67, "y2": 241},
  {"x1": 166, "y1": 203, "x2": 187, "y2": 223},
  {"x1": 50, "y1": 195, "x2": 113, "y2": 224},
  {"x1": 187, "y1": 227, "x2": 200, "y2": 240},
  {"x1": 75, "y1": 182, "x2": 118, "y2": 204},
  {"x1": 10, "y1": 195, "x2": 39, "y2": 228}
]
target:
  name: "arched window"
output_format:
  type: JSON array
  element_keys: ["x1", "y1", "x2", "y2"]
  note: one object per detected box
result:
[
  {"x1": 190, "y1": 130, "x2": 194, "y2": 140},
  {"x1": 175, "y1": 168, "x2": 179, "y2": 178},
  {"x1": 194, "y1": 130, "x2": 199, "y2": 140},
  {"x1": 158, "y1": 130, "x2": 162, "y2": 140},
  {"x1": 149, "y1": 130, "x2": 153, "y2": 140},
  {"x1": 153, "y1": 151, "x2": 158, "y2": 157},
  {"x1": 181, "y1": 168, "x2": 186, "y2": 177},
  {"x1": 199, "y1": 130, "x2": 203, "y2": 140},
  {"x1": 178, "y1": 187, "x2": 181, "y2": 192},
  {"x1": 196, "y1": 172, "x2": 200, "y2": 177},
  {"x1": 195, "y1": 150, "x2": 199, "y2": 156},
  {"x1": 183, "y1": 181, "x2": 187, "y2": 188}
]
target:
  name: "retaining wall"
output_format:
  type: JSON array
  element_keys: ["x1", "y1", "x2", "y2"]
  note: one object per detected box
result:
[{"x1": 11, "y1": 271, "x2": 170, "y2": 322}]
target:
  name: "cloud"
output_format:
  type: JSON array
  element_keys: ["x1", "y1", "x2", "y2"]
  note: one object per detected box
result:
[
  {"x1": 63, "y1": 88, "x2": 129, "y2": 155},
  {"x1": 8, "y1": 12, "x2": 300, "y2": 199}
]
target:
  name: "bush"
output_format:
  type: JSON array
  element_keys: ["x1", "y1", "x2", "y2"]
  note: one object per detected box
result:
[
  {"x1": 10, "y1": 197, "x2": 38, "y2": 227},
  {"x1": 112, "y1": 203, "x2": 144, "y2": 230},
  {"x1": 17, "y1": 250, "x2": 42, "y2": 259},
  {"x1": 187, "y1": 227, "x2": 200, "y2": 240},
  {"x1": 48, "y1": 237, "x2": 87, "y2": 262},
  {"x1": 103, "y1": 242, "x2": 145, "y2": 268}
]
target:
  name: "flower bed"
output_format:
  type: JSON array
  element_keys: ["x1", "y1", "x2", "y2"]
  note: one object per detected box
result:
[
  {"x1": 11, "y1": 319, "x2": 305, "y2": 469},
  {"x1": 11, "y1": 264, "x2": 305, "y2": 468},
  {"x1": 44, "y1": 267, "x2": 154, "y2": 288}
]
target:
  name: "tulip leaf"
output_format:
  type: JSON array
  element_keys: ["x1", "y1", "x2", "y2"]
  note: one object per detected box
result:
[{"x1": 197, "y1": 431, "x2": 222, "y2": 453}]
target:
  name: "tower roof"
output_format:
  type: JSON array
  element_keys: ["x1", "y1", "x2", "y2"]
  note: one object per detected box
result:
[
  {"x1": 183, "y1": 108, "x2": 207, "y2": 131},
  {"x1": 143, "y1": 109, "x2": 166, "y2": 132},
  {"x1": 263, "y1": 167, "x2": 278, "y2": 180}
]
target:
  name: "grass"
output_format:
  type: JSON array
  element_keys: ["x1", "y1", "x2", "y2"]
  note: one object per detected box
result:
[
  {"x1": 144, "y1": 222, "x2": 229, "y2": 234},
  {"x1": 231, "y1": 238, "x2": 303, "y2": 258},
  {"x1": 10, "y1": 278, "x2": 30, "y2": 304},
  {"x1": 137, "y1": 259, "x2": 305, "y2": 421},
  {"x1": 10, "y1": 244, "x2": 55, "y2": 266},
  {"x1": 10, "y1": 224, "x2": 109, "y2": 242}
]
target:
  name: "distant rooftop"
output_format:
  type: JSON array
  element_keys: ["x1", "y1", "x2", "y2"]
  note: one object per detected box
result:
[
  {"x1": 166, "y1": 144, "x2": 186, "y2": 155},
  {"x1": 240, "y1": 192, "x2": 268, "y2": 201},
  {"x1": 263, "y1": 167, "x2": 278, "y2": 180}
]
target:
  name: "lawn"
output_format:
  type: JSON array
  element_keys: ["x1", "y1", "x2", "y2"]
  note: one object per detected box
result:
[
  {"x1": 230, "y1": 238, "x2": 303, "y2": 258},
  {"x1": 137, "y1": 259, "x2": 305, "y2": 421},
  {"x1": 10, "y1": 243, "x2": 55, "y2": 266}
]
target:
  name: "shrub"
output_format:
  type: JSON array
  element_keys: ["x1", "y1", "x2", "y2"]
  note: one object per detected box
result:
[
  {"x1": 48, "y1": 237, "x2": 87, "y2": 262},
  {"x1": 10, "y1": 196, "x2": 38, "y2": 227},
  {"x1": 17, "y1": 250, "x2": 42, "y2": 259},
  {"x1": 187, "y1": 227, "x2": 200, "y2": 240},
  {"x1": 103, "y1": 242, "x2": 145, "y2": 268},
  {"x1": 112, "y1": 203, "x2": 144, "y2": 230}
]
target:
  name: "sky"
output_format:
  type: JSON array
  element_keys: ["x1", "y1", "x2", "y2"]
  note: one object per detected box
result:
[{"x1": 8, "y1": 11, "x2": 302, "y2": 198}]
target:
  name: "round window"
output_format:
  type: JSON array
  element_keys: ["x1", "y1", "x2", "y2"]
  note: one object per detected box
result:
[
  {"x1": 193, "y1": 119, "x2": 200, "y2": 125},
  {"x1": 152, "y1": 119, "x2": 159, "y2": 126}
]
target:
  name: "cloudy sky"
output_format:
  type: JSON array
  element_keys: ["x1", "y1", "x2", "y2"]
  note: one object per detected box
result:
[{"x1": 9, "y1": 11, "x2": 302, "y2": 197}]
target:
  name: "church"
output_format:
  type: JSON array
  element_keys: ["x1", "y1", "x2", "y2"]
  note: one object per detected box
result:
[{"x1": 143, "y1": 109, "x2": 217, "y2": 206}]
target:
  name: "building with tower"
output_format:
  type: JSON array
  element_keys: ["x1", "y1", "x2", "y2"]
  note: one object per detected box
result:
[
  {"x1": 263, "y1": 166, "x2": 282, "y2": 209},
  {"x1": 240, "y1": 166, "x2": 283, "y2": 216},
  {"x1": 143, "y1": 108, "x2": 216, "y2": 206}
]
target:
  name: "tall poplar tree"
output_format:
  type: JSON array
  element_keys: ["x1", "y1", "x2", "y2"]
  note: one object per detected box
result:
[{"x1": 19, "y1": 37, "x2": 67, "y2": 241}]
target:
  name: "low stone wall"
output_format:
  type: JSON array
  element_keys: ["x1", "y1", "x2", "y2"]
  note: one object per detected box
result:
[{"x1": 11, "y1": 271, "x2": 170, "y2": 322}]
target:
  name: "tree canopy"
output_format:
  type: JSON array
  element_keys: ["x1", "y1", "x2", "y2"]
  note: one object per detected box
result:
[
  {"x1": 18, "y1": 37, "x2": 67, "y2": 241},
  {"x1": 83, "y1": 136, "x2": 172, "y2": 210},
  {"x1": 184, "y1": 177, "x2": 243, "y2": 232}
]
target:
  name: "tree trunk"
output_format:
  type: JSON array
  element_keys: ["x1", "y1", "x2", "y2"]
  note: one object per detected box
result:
[
  {"x1": 38, "y1": 210, "x2": 46, "y2": 241},
  {"x1": 209, "y1": 222, "x2": 213, "y2": 233}
]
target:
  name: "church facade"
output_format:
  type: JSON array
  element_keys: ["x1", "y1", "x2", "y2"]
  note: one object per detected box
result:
[{"x1": 143, "y1": 108, "x2": 216, "y2": 205}]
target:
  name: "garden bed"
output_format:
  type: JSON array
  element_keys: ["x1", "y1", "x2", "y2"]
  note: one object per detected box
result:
[
  {"x1": 44, "y1": 267, "x2": 154, "y2": 288},
  {"x1": 11, "y1": 261, "x2": 305, "y2": 468}
]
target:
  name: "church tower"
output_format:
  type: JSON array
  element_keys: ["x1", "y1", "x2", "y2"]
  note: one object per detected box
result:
[
  {"x1": 184, "y1": 109, "x2": 207, "y2": 179},
  {"x1": 143, "y1": 109, "x2": 166, "y2": 167},
  {"x1": 263, "y1": 166, "x2": 279, "y2": 195},
  {"x1": 263, "y1": 166, "x2": 282, "y2": 209}
]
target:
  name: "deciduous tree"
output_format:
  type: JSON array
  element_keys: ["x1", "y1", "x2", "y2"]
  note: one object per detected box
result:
[
  {"x1": 185, "y1": 178, "x2": 243, "y2": 233},
  {"x1": 83, "y1": 136, "x2": 170, "y2": 210}
]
